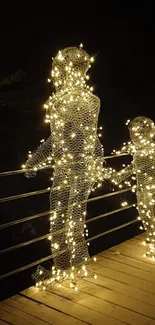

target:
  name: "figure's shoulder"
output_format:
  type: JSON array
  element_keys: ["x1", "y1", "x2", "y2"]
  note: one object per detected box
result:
[
  {"x1": 47, "y1": 89, "x2": 100, "y2": 110},
  {"x1": 90, "y1": 93, "x2": 100, "y2": 106},
  {"x1": 75, "y1": 89, "x2": 100, "y2": 107}
]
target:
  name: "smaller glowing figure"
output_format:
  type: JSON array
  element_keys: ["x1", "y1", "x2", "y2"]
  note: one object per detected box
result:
[{"x1": 111, "y1": 116, "x2": 155, "y2": 258}]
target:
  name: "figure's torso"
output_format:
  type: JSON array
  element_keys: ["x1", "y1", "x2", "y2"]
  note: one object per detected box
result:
[
  {"x1": 49, "y1": 89, "x2": 101, "y2": 166},
  {"x1": 133, "y1": 147, "x2": 155, "y2": 192}
]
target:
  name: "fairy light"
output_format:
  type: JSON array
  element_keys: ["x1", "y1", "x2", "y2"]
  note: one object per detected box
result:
[
  {"x1": 23, "y1": 44, "x2": 104, "y2": 290},
  {"x1": 121, "y1": 201, "x2": 128, "y2": 207}
]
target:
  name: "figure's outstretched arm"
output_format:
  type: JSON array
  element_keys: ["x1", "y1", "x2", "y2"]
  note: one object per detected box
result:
[
  {"x1": 25, "y1": 136, "x2": 52, "y2": 177},
  {"x1": 111, "y1": 163, "x2": 134, "y2": 185}
]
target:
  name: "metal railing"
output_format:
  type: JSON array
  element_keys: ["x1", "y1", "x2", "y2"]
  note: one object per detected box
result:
[{"x1": 0, "y1": 152, "x2": 138, "y2": 281}]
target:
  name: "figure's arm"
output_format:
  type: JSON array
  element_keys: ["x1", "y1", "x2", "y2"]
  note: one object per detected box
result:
[
  {"x1": 111, "y1": 163, "x2": 134, "y2": 185},
  {"x1": 25, "y1": 136, "x2": 52, "y2": 177}
]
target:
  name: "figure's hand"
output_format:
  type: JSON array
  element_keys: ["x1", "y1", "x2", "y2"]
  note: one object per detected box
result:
[{"x1": 104, "y1": 167, "x2": 117, "y2": 182}]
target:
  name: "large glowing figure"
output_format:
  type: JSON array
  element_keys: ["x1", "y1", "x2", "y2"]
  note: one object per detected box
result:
[
  {"x1": 24, "y1": 46, "x2": 104, "y2": 288},
  {"x1": 112, "y1": 116, "x2": 155, "y2": 258}
]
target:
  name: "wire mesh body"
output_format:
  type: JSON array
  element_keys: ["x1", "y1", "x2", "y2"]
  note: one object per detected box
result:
[
  {"x1": 25, "y1": 46, "x2": 104, "y2": 287},
  {"x1": 112, "y1": 116, "x2": 155, "y2": 258}
]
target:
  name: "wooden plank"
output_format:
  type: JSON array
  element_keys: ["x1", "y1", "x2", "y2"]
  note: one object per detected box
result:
[
  {"x1": 91, "y1": 262, "x2": 155, "y2": 294},
  {"x1": 83, "y1": 274, "x2": 155, "y2": 322},
  {"x1": 0, "y1": 304, "x2": 33, "y2": 325},
  {"x1": 96, "y1": 255, "x2": 155, "y2": 282},
  {"x1": 90, "y1": 266, "x2": 155, "y2": 306},
  {"x1": 109, "y1": 241, "x2": 155, "y2": 266},
  {"x1": 93, "y1": 267, "x2": 155, "y2": 306},
  {"x1": 12, "y1": 294, "x2": 88, "y2": 325},
  {"x1": 48, "y1": 281, "x2": 155, "y2": 325},
  {"x1": 99, "y1": 249, "x2": 155, "y2": 274},
  {"x1": 1, "y1": 299, "x2": 49, "y2": 325},
  {"x1": 129, "y1": 239, "x2": 146, "y2": 246},
  {"x1": 21, "y1": 287, "x2": 128, "y2": 325},
  {"x1": 122, "y1": 238, "x2": 146, "y2": 248},
  {"x1": 0, "y1": 320, "x2": 11, "y2": 325}
]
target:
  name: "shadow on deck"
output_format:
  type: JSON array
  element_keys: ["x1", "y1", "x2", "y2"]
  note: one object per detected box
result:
[{"x1": 1, "y1": 233, "x2": 155, "y2": 325}]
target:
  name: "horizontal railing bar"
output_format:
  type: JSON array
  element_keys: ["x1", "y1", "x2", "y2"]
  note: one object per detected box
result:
[
  {"x1": 0, "y1": 187, "x2": 133, "y2": 230},
  {"x1": 0, "y1": 218, "x2": 138, "y2": 281},
  {"x1": 88, "y1": 219, "x2": 138, "y2": 242},
  {"x1": 0, "y1": 165, "x2": 52, "y2": 177},
  {"x1": 0, "y1": 192, "x2": 135, "y2": 229},
  {"x1": 87, "y1": 187, "x2": 132, "y2": 203},
  {"x1": 0, "y1": 185, "x2": 132, "y2": 204},
  {"x1": 0, "y1": 153, "x2": 131, "y2": 177},
  {"x1": 104, "y1": 153, "x2": 131, "y2": 159},
  {"x1": 0, "y1": 211, "x2": 50, "y2": 229},
  {"x1": 0, "y1": 204, "x2": 136, "y2": 255},
  {"x1": 0, "y1": 183, "x2": 72, "y2": 204},
  {"x1": 0, "y1": 188, "x2": 49, "y2": 203},
  {"x1": 0, "y1": 234, "x2": 50, "y2": 255},
  {"x1": 0, "y1": 254, "x2": 54, "y2": 280},
  {"x1": 86, "y1": 204, "x2": 135, "y2": 223}
]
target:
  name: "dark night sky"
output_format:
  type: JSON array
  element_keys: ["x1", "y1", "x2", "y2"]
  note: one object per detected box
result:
[{"x1": 0, "y1": 5, "x2": 155, "y2": 171}]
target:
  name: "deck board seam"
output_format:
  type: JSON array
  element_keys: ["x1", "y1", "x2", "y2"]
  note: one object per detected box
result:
[
  {"x1": 81, "y1": 279, "x2": 155, "y2": 306},
  {"x1": 5, "y1": 299, "x2": 52, "y2": 325},
  {"x1": 110, "y1": 250, "x2": 155, "y2": 266},
  {"x1": 76, "y1": 286, "x2": 155, "y2": 321},
  {"x1": 0, "y1": 317, "x2": 13, "y2": 325},
  {"x1": 19, "y1": 293, "x2": 92, "y2": 325},
  {"x1": 90, "y1": 271, "x2": 155, "y2": 294},
  {"x1": 98, "y1": 252, "x2": 154, "y2": 273},
  {"x1": 84, "y1": 274, "x2": 155, "y2": 297},
  {"x1": 0, "y1": 306, "x2": 34, "y2": 325},
  {"x1": 46, "y1": 289, "x2": 130, "y2": 325},
  {"x1": 95, "y1": 259, "x2": 155, "y2": 283}
]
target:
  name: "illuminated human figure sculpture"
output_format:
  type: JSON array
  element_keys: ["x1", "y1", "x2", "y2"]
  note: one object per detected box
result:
[
  {"x1": 25, "y1": 46, "x2": 104, "y2": 286},
  {"x1": 112, "y1": 116, "x2": 155, "y2": 258}
]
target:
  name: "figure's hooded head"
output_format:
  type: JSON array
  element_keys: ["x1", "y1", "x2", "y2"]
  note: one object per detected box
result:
[
  {"x1": 51, "y1": 46, "x2": 92, "y2": 89},
  {"x1": 128, "y1": 116, "x2": 155, "y2": 147}
]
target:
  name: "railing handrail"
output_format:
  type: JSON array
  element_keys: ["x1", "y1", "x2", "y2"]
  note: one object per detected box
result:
[{"x1": 0, "y1": 153, "x2": 131, "y2": 177}]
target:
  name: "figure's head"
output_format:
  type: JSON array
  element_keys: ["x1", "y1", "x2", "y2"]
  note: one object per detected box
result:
[
  {"x1": 128, "y1": 116, "x2": 155, "y2": 147},
  {"x1": 51, "y1": 46, "x2": 92, "y2": 89}
]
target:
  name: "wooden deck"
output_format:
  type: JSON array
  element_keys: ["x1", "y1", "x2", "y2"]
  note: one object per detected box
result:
[{"x1": 1, "y1": 233, "x2": 155, "y2": 325}]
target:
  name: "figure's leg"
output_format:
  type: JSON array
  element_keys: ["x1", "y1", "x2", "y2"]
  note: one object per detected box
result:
[
  {"x1": 137, "y1": 190, "x2": 155, "y2": 257},
  {"x1": 144, "y1": 192, "x2": 155, "y2": 257},
  {"x1": 137, "y1": 190, "x2": 148, "y2": 230},
  {"x1": 49, "y1": 173, "x2": 70, "y2": 269},
  {"x1": 67, "y1": 180, "x2": 92, "y2": 267}
]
